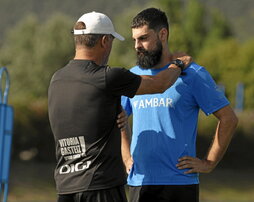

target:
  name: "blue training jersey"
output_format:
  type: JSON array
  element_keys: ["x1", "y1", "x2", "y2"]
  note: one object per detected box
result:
[{"x1": 121, "y1": 62, "x2": 229, "y2": 186}]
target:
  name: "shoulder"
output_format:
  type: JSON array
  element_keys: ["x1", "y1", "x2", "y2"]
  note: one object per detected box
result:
[
  {"x1": 50, "y1": 67, "x2": 66, "y2": 83},
  {"x1": 105, "y1": 66, "x2": 141, "y2": 97},
  {"x1": 129, "y1": 65, "x2": 148, "y2": 75},
  {"x1": 106, "y1": 66, "x2": 129, "y2": 77},
  {"x1": 184, "y1": 62, "x2": 213, "y2": 82},
  {"x1": 185, "y1": 62, "x2": 205, "y2": 75},
  {"x1": 106, "y1": 66, "x2": 140, "y2": 82}
]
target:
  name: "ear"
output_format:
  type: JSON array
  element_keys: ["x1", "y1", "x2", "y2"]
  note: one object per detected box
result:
[
  {"x1": 101, "y1": 35, "x2": 108, "y2": 48},
  {"x1": 159, "y1": 28, "x2": 168, "y2": 42}
]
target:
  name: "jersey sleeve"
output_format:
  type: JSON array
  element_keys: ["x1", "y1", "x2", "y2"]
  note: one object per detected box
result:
[
  {"x1": 192, "y1": 68, "x2": 230, "y2": 115},
  {"x1": 121, "y1": 95, "x2": 132, "y2": 116},
  {"x1": 106, "y1": 67, "x2": 141, "y2": 98}
]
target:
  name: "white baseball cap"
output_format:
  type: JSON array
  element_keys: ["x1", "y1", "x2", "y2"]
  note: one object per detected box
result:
[{"x1": 73, "y1": 11, "x2": 125, "y2": 41}]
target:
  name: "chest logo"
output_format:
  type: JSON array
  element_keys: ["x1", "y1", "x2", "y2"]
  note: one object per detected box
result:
[{"x1": 133, "y1": 97, "x2": 173, "y2": 109}]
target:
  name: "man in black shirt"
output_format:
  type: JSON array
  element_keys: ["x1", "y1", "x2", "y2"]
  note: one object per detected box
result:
[{"x1": 48, "y1": 11, "x2": 191, "y2": 202}]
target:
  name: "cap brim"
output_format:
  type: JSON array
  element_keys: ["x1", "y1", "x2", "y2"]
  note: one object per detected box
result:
[{"x1": 112, "y1": 32, "x2": 125, "y2": 41}]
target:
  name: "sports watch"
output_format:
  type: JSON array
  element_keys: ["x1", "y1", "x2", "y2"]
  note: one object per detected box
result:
[{"x1": 171, "y1": 59, "x2": 185, "y2": 72}]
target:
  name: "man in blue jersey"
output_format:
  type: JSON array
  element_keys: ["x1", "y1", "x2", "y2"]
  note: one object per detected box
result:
[{"x1": 121, "y1": 8, "x2": 238, "y2": 202}]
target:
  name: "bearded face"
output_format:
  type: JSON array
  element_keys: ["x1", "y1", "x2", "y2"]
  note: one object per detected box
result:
[{"x1": 136, "y1": 40, "x2": 162, "y2": 69}]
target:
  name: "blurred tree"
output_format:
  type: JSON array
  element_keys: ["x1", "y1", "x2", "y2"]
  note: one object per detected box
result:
[
  {"x1": 197, "y1": 37, "x2": 254, "y2": 109},
  {"x1": 238, "y1": 39, "x2": 254, "y2": 108},
  {"x1": 0, "y1": 15, "x2": 39, "y2": 100},
  {"x1": 32, "y1": 13, "x2": 74, "y2": 98},
  {"x1": 153, "y1": 0, "x2": 182, "y2": 24},
  {"x1": 0, "y1": 14, "x2": 74, "y2": 102},
  {"x1": 0, "y1": 14, "x2": 74, "y2": 161},
  {"x1": 196, "y1": 38, "x2": 241, "y2": 106},
  {"x1": 109, "y1": 7, "x2": 141, "y2": 68},
  {"x1": 181, "y1": 0, "x2": 206, "y2": 56},
  {"x1": 203, "y1": 9, "x2": 233, "y2": 47}
]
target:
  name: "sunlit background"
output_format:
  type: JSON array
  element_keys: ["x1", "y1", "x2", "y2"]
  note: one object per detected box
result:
[{"x1": 0, "y1": 0, "x2": 253, "y2": 201}]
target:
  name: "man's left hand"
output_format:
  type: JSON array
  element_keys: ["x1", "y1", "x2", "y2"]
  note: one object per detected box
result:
[{"x1": 176, "y1": 156, "x2": 216, "y2": 174}]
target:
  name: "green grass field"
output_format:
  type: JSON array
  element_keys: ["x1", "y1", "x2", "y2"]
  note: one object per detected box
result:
[{"x1": 5, "y1": 161, "x2": 254, "y2": 202}]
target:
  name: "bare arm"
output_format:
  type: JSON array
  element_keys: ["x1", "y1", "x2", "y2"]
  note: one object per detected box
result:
[
  {"x1": 117, "y1": 108, "x2": 128, "y2": 130},
  {"x1": 135, "y1": 56, "x2": 192, "y2": 95},
  {"x1": 117, "y1": 109, "x2": 133, "y2": 174},
  {"x1": 121, "y1": 122, "x2": 133, "y2": 174},
  {"x1": 205, "y1": 105, "x2": 238, "y2": 169},
  {"x1": 177, "y1": 105, "x2": 238, "y2": 174}
]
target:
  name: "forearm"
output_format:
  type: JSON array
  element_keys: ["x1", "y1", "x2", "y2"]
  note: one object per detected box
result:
[
  {"x1": 154, "y1": 65, "x2": 181, "y2": 91},
  {"x1": 177, "y1": 106, "x2": 238, "y2": 174},
  {"x1": 121, "y1": 123, "x2": 132, "y2": 163},
  {"x1": 205, "y1": 116, "x2": 238, "y2": 167},
  {"x1": 136, "y1": 66, "x2": 180, "y2": 95}
]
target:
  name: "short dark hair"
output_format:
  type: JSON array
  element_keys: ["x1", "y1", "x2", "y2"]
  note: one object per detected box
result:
[
  {"x1": 73, "y1": 22, "x2": 104, "y2": 47},
  {"x1": 131, "y1": 8, "x2": 169, "y2": 33}
]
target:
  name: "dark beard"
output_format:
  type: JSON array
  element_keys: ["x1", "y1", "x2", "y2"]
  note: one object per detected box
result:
[{"x1": 136, "y1": 41, "x2": 162, "y2": 69}]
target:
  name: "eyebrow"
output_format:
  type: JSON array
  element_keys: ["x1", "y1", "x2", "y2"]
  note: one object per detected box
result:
[{"x1": 133, "y1": 33, "x2": 149, "y2": 40}]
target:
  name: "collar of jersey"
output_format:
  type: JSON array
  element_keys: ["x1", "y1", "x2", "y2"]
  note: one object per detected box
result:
[{"x1": 143, "y1": 63, "x2": 171, "y2": 74}]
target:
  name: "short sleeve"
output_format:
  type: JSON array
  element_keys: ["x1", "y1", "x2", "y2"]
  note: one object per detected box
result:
[
  {"x1": 121, "y1": 96, "x2": 132, "y2": 116},
  {"x1": 106, "y1": 67, "x2": 141, "y2": 97},
  {"x1": 192, "y1": 68, "x2": 229, "y2": 115}
]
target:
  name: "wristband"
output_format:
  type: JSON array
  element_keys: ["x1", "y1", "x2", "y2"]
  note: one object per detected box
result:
[{"x1": 171, "y1": 59, "x2": 184, "y2": 72}]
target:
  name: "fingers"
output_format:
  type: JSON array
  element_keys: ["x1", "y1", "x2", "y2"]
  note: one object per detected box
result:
[
  {"x1": 172, "y1": 52, "x2": 193, "y2": 67},
  {"x1": 176, "y1": 156, "x2": 200, "y2": 174},
  {"x1": 180, "y1": 56, "x2": 192, "y2": 66},
  {"x1": 176, "y1": 156, "x2": 214, "y2": 174},
  {"x1": 124, "y1": 158, "x2": 133, "y2": 174},
  {"x1": 184, "y1": 168, "x2": 196, "y2": 174},
  {"x1": 176, "y1": 156, "x2": 195, "y2": 169},
  {"x1": 117, "y1": 117, "x2": 126, "y2": 129},
  {"x1": 177, "y1": 56, "x2": 193, "y2": 67},
  {"x1": 117, "y1": 110, "x2": 126, "y2": 122},
  {"x1": 126, "y1": 165, "x2": 132, "y2": 174},
  {"x1": 178, "y1": 156, "x2": 195, "y2": 162},
  {"x1": 117, "y1": 110, "x2": 128, "y2": 129}
]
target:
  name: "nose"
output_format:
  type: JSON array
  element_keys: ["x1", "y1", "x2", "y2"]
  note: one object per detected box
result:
[{"x1": 134, "y1": 39, "x2": 142, "y2": 50}]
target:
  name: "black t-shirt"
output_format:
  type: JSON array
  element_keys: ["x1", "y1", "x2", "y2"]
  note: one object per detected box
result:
[{"x1": 48, "y1": 60, "x2": 141, "y2": 194}]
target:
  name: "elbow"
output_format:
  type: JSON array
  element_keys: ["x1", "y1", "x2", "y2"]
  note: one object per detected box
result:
[
  {"x1": 229, "y1": 112, "x2": 239, "y2": 128},
  {"x1": 232, "y1": 114, "x2": 239, "y2": 128},
  {"x1": 224, "y1": 113, "x2": 238, "y2": 130},
  {"x1": 230, "y1": 115, "x2": 238, "y2": 138}
]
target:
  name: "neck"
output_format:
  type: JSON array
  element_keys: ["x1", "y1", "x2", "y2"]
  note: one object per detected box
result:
[
  {"x1": 152, "y1": 48, "x2": 173, "y2": 69},
  {"x1": 74, "y1": 48, "x2": 104, "y2": 66}
]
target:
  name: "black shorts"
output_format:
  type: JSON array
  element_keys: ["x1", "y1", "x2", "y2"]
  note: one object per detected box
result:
[
  {"x1": 129, "y1": 184, "x2": 199, "y2": 202},
  {"x1": 57, "y1": 185, "x2": 127, "y2": 202}
]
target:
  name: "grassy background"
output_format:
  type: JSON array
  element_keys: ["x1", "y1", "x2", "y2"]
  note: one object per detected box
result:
[
  {"x1": 4, "y1": 161, "x2": 254, "y2": 202},
  {"x1": 4, "y1": 111, "x2": 254, "y2": 202}
]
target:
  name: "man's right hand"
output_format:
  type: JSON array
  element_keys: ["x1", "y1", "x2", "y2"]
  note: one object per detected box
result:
[
  {"x1": 172, "y1": 52, "x2": 193, "y2": 69},
  {"x1": 117, "y1": 108, "x2": 128, "y2": 131},
  {"x1": 178, "y1": 55, "x2": 192, "y2": 69},
  {"x1": 123, "y1": 156, "x2": 133, "y2": 174}
]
